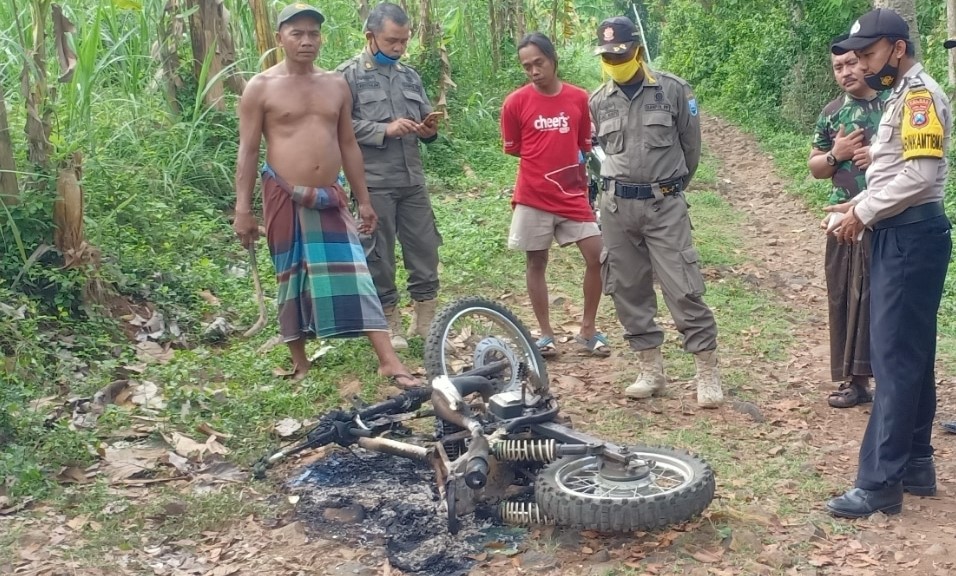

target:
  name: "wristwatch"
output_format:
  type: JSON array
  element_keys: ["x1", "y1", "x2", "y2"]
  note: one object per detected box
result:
[{"x1": 825, "y1": 151, "x2": 838, "y2": 166}]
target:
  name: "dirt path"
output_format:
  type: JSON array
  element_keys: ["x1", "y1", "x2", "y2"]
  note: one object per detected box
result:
[
  {"x1": 5, "y1": 115, "x2": 956, "y2": 576},
  {"x1": 697, "y1": 114, "x2": 956, "y2": 574}
]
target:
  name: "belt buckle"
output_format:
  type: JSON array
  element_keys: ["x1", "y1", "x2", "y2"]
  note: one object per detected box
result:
[{"x1": 661, "y1": 184, "x2": 676, "y2": 196}]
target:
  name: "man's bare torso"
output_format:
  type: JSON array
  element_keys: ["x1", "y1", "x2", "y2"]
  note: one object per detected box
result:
[{"x1": 255, "y1": 64, "x2": 347, "y2": 187}]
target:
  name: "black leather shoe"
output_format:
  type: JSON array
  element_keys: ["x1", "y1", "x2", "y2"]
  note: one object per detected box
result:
[
  {"x1": 826, "y1": 485, "x2": 903, "y2": 518},
  {"x1": 902, "y1": 456, "x2": 937, "y2": 496}
]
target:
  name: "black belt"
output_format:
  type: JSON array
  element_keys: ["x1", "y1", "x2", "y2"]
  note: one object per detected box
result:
[
  {"x1": 872, "y1": 201, "x2": 946, "y2": 230},
  {"x1": 604, "y1": 178, "x2": 682, "y2": 199}
]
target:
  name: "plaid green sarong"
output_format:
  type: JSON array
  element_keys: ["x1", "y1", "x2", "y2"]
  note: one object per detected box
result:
[{"x1": 261, "y1": 164, "x2": 387, "y2": 340}]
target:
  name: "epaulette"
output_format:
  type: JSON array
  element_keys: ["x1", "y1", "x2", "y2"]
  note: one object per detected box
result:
[{"x1": 334, "y1": 56, "x2": 359, "y2": 73}]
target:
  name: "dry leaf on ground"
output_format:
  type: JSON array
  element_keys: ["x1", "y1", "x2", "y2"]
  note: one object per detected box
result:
[
  {"x1": 275, "y1": 418, "x2": 302, "y2": 438},
  {"x1": 136, "y1": 341, "x2": 174, "y2": 364},
  {"x1": 131, "y1": 381, "x2": 167, "y2": 410},
  {"x1": 102, "y1": 445, "x2": 166, "y2": 481}
]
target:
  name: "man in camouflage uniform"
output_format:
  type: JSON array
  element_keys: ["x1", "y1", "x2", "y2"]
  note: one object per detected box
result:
[
  {"x1": 337, "y1": 2, "x2": 442, "y2": 350},
  {"x1": 808, "y1": 35, "x2": 887, "y2": 409},
  {"x1": 825, "y1": 9, "x2": 952, "y2": 518},
  {"x1": 589, "y1": 17, "x2": 722, "y2": 408}
]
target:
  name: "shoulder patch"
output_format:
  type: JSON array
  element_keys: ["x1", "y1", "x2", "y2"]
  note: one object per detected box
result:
[
  {"x1": 901, "y1": 88, "x2": 944, "y2": 160},
  {"x1": 688, "y1": 96, "x2": 698, "y2": 116}
]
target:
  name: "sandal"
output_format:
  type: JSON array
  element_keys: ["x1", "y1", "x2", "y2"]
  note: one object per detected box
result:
[
  {"x1": 535, "y1": 336, "x2": 559, "y2": 358},
  {"x1": 827, "y1": 382, "x2": 872, "y2": 408},
  {"x1": 385, "y1": 373, "x2": 424, "y2": 390},
  {"x1": 574, "y1": 332, "x2": 611, "y2": 357},
  {"x1": 941, "y1": 421, "x2": 956, "y2": 434}
]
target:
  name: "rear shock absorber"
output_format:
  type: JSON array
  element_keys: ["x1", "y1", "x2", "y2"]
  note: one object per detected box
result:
[
  {"x1": 498, "y1": 501, "x2": 553, "y2": 526},
  {"x1": 491, "y1": 439, "x2": 557, "y2": 462}
]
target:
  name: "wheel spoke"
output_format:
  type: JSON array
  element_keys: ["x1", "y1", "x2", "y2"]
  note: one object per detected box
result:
[{"x1": 554, "y1": 454, "x2": 696, "y2": 500}]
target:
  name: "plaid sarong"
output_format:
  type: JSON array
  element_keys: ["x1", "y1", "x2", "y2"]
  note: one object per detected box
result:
[{"x1": 261, "y1": 164, "x2": 387, "y2": 340}]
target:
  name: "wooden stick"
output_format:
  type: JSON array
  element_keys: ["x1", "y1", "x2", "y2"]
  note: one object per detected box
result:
[{"x1": 243, "y1": 245, "x2": 267, "y2": 337}]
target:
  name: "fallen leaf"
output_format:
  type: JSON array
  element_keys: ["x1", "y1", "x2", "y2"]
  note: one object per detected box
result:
[
  {"x1": 66, "y1": 515, "x2": 88, "y2": 531},
  {"x1": 308, "y1": 345, "x2": 334, "y2": 362},
  {"x1": 275, "y1": 418, "x2": 302, "y2": 437},
  {"x1": 199, "y1": 290, "x2": 221, "y2": 307},
  {"x1": 197, "y1": 422, "x2": 232, "y2": 439},
  {"x1": 102, "y1": 445, "x2": 166, "y2": 481},
  {"x1": 136, "y1": 341, "x2": 174, "y2": 364},
  {"x1": 808, "y1": 555, "x2": 834, "y2": 567},
  {"x1": 195, "y1": 461, "x2": 244, "y2": 482},
  {"x1": 690, "y1": 549, "x2": 722, "y2": 563},
  {"x1": 130, "y1": 381, "x2": 167, "y2": 410},
  {"x1": 55, "y1": 466, "x2": 91, "y2": 484},
  {"x1": 0, "y1": 497, "x2": 33, "y2": 515},
  {"x1": 272, "y1": 521, "x2": 308, "y2": 546},
  {"x1": 164, "y1": 451, "x2": 191, "y2": 474}
]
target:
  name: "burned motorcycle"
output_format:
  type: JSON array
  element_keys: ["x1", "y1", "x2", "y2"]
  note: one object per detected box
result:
[{"x1": 255, "y1": 297, "x2": 715, "y2": 534}]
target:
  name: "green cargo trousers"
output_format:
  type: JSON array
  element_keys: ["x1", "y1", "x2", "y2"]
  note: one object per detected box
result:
[
  {"x1": 366, "y1": 184, "x2": 442, "y2": 309},
  {"x1": 599, "y1": 190, "x2": 718, "y2": 353}
]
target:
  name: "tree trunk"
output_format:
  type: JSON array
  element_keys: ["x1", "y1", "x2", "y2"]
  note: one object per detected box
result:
[
  {"x1": 948, "y1": 0, "x2": 956, "y2": 87},
  {"x1": 358, "y1": 0, "x2": 370, "y2": 23},
  {"x1": 872, "y1": 0, "x2": 920, "y2": 58},
  {"x1": 23, "y1": 0, "x2": 53, "y2": 171},
  {"x1": 216, "y1": 0, "x2": 246, "y2": 94},
  {"x1": 488, "y1": 0, "x2": 501, "y2": 71},
  {"x1": 249, "y1": 0, "x2": 279, "y2": 69},
  {"x1": 0, "y1": 89, "x2": 18, "y2": 205},
  {"x1": 188, "y1": 0, "x2": 223, "y2": 110},
  {"x1": 156, "y1": 0, "x2": 184, "y2": 114}
]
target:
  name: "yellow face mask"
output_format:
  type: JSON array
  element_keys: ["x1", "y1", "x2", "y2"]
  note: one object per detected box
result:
[{"x1": 600, "y1": 47, "x2": 647, "y2": 84}]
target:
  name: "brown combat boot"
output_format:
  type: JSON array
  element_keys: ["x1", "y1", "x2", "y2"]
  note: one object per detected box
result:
[
  {"x1": 383, "y1": 305, "x2": 408, "y2": 350},
  {"x1": 624, "y1": 348, "x2": 667, "y2": 398},
  {"x1": 408, "y1": 299, "x2": 437, "y2": 338},
  {"x1": 694, "y1": 349, "x2": 723, "y2": 408}
]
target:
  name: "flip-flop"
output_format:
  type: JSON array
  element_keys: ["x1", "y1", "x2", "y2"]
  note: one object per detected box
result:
[
  {"x1": 385, "y1": 373, "x2": 424, "y2": 390},
  {"x1": 574, "y1": 333, "x2": 611, "y2": 357},
  {"x1": 941, "y1": 421, "x2": 956, "y2": 434},
  {"x1": 536, "y1": 336, "x2": 559, "y2": 358}
]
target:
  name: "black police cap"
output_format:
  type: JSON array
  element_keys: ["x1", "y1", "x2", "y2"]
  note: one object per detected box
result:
[
  {"x1": 594, "y1": 16, "x2": 639, "y2": 55},
  {"x1": 832, "y1": 9, "x2": 908, "y2": 55}
]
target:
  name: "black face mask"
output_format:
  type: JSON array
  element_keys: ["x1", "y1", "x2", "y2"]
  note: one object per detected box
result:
[{"x1": 864, "y1": 47, "x2": 901, "y2": 91}]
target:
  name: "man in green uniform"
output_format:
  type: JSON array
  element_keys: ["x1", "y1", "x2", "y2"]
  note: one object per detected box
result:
[
  {"x1": 589, "y1": 17, "x2": 722, "y2": 408},
  {"x1": 825, "y1": 8, "x2": 952, "y2": 518},
  {"x1": 337, "y1": 2, "x2": 442, "y2": 350},
  {"x1": 808, "y1": 35, "x2": 887, "y2": 408}
]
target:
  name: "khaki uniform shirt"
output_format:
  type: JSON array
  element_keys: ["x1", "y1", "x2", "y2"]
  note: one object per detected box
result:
[
  {"x1": 336, "y1": 51, "x2": 434, "y2": 188},
  {"x1": 589, "y1": 68, "x2": 701, "y2": 188},
  {"x1": 852, "y1": 63, "x2": 951, "y2": 225}
]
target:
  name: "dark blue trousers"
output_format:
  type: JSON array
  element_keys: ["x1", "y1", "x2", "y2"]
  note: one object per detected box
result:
[{"x1": 856, "y1": 214, "x2": 952, "y2": 490}]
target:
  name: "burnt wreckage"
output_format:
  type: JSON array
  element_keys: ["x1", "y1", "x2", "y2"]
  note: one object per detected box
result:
[{"x1": 256, "y1": 297, "x2": 715, "y2": 534}]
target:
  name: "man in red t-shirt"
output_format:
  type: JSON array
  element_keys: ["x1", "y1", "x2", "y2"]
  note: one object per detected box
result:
[{"x1": 501, "y1": 32, "x2": 608, "y2": 358}]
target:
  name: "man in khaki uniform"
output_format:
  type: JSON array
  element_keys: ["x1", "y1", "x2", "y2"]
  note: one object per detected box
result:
[
  {"x1": 589, "y1": 17, "x2": 722, "y2": 408},
  {"x1": 824, "y1": 9, "x2": 952, "y2": 518},
  {"x1": 337, "y1": 2, "x2": 442, "y2": 350}
]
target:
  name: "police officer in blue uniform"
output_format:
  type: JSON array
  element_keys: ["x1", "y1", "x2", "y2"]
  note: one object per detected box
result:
[{"x1": 824, "y1": 9, "x2": 952, "y2": 518}]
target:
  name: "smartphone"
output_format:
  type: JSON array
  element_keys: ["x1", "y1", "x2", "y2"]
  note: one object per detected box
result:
[{"x1": 422, "y1": 111, "x2": 443, "y2": 126}]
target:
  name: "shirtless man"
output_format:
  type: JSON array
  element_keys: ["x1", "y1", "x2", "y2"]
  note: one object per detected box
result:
[{"x1": 233, "y1": 3, "x2": 420, "y2": 387}]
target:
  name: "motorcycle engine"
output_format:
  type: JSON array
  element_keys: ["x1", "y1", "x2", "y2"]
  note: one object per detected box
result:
[{"x1": 488, "y1": 389, "x2": 540, "y2": 420}]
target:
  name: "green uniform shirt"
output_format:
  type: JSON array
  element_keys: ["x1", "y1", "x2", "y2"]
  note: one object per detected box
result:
[
  {"x1": 588, "y1": 67, "x2": 701, "y2": 188},
  {"x1": 336, "y1": 51, "x2": 434, "y2": 188},
  {"x1": 812, "y1": 91, "x2": 888, "y2": 205}
]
